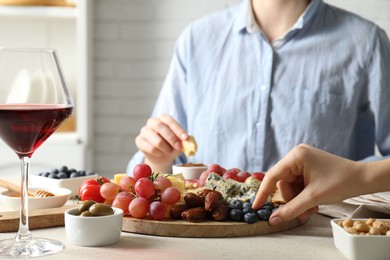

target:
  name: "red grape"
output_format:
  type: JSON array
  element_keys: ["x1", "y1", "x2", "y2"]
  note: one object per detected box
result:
[
  {"x1": 252, "y1": 172, "x2": 265, "y2": 181},
  {"x1": 129, "y1": 197, "x2": 149, "y2": 218},
  {"x1": 198, "y1": 170, "x2": 211, "y2": 187},
  {"x1": 153, "y1": 176, "x2": 172, "y2": 192},
  {"x1": 112, "y1": 192, "x2": 134, "y2": 215},
  {"x1": 207, "y1": 164, "x2": 224, "y2": 176},
  {"x1": 116, "y1": 191, "x2": 134, "y2": 198},
  {"x1": 119, "y1": 176, "x2": 136, "y2": 192},
  {"x1": 149, "y1": 201, "x2": 167, "y2": 220},
  {"x1": 135, "y1": 177, "x2": 156, "y2": 198},
  {"x1": 237, "y1": 171, "x2": 251, "y2": 182},
  {"x1": 133, "y1": 163, "x2": 152, "y2": 180},
  {"x1": 160, "y1": 187, "x2": 181, "y2": 205},
  {"x1": 223, "y1": 170, "x2": 240, "y2": 182},
  {"x1": 100, "y1": 182, "x2": 120, "y2": 200}
]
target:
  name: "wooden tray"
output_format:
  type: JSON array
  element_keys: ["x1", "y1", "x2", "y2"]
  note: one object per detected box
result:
[
  {"x1": 122, "y1": 216, "x2": 304, "y2": 238},
  {"x1": 0, "y1": 205, "x2": 73, "y2": 233},
  {"x1": 2, "y1": 206, "x2": 305, "y2": 237}
]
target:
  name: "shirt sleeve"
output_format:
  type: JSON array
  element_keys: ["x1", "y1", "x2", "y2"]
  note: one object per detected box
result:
[
  {"x1": 126, "y1": 28, "x2": 192, "y2": 175},
  {"x1": 362, "y1": 27, "x2": 390, "y2": 161}
]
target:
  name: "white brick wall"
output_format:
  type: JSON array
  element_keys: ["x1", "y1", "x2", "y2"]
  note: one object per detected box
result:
[{"x1": 92, "y1": 0, "x2": 390, "y2": 177}]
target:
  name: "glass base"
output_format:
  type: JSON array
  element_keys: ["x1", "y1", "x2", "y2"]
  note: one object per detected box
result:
[{"x1": 0, "y1": 237, "x2": 64, "y2": 258}]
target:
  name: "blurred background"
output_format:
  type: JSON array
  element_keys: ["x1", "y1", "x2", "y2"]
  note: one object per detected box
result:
[{"x1": 0, "y1": 0, "x2": 389, "y2": 179}]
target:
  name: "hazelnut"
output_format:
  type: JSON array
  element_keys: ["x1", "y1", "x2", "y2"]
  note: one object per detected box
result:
[
  {"x1": 342, "y1": 218, "x2": 353, "y2": 228},
  {"x1": 353, "y1": 221, "x2": 370, "y2": 233}
]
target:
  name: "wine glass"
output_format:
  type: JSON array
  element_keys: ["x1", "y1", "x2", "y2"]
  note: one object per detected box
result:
[{"x1": 0, "y1": 48, "x2": 73, "y2": 258}]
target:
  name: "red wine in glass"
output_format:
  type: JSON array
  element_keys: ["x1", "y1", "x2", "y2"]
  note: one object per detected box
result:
[
  {"x1": 0, "y1": 104, "x2": 73, "y2": 158},
  {"x1": 0, "y1": 48, "x2": 74, "y2": 258}
]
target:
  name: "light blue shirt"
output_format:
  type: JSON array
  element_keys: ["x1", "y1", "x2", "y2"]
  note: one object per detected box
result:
[{"x1": 128, "y1": 0, "x2": 390, "y2": 174}]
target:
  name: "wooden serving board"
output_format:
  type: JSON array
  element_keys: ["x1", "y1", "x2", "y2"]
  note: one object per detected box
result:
[
  {"x1": 0, "y1": 205, "x2": 73, "y2": 233},
  {"x1": 1, "y1": 206, "x2": 305, "y2": 237},
  {"x1": 122, "y1": 216, "x2": 304, "y2": 238}
]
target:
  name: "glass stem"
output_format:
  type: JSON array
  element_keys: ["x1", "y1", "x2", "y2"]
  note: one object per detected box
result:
[{"x1": 15, "y1": 156, "x2": 32, "y2": 242}]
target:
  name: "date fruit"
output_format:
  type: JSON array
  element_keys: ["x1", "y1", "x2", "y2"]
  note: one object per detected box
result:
[
  {"x1": 212, "y1": 204, "x2": 230, "y2": 221},
  {"x1": 184, "y1": 193, "x2": 205, "y2": 208},
  {"x1": 205, "y1": 191, "x2": 223, "y2": 212},
  {"x1": 170, "y1": 203, "x2": 189, "y2": 220},
  {"x1": 181, "y1": 207, "x2": 207, "y2": 222}
]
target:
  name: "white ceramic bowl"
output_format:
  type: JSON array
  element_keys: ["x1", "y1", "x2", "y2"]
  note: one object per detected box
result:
[
  {"x1": 31, "y1": 174, "x2": 98, "y2": 198},
  {"x1": 331, "y1": 219, "x2": 390, "y2": 260},
  {"x1": 172, "y1": 164, "x2": 208, "y2": 180},
  {"x1": 65, "y1": 207, "x2": 123, "y2": 247},
  {"x1": 0, "y1": 187, "x2": 71, "y2": 211}
]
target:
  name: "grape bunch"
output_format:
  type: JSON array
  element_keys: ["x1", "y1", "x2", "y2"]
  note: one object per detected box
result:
[{"x1": 79, "y1": 163, "x2": 181, "y2": 221}]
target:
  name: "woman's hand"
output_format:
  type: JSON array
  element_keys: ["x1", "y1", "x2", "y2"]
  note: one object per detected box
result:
[
  {"x1": 135, "y1": 114, "x2": 188, "y2": 172},
  {"x1": 252, "y1": 144, "x2": 363, "y2": 225}
]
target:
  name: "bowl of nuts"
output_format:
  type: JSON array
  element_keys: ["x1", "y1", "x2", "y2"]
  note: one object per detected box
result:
[
  {"x1": 331, "y1": 218, "x2": 390, "y2": 260},
  {"x1": 65, "y1": 201, "x2": 123, "y2": 247}
]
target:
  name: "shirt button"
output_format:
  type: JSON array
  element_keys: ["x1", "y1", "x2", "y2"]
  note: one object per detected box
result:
[{"x1": 260, "y1": 85, "x2": 267, "y2": 91}]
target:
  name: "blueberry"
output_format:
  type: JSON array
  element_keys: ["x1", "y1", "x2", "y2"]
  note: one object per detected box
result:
[
  {"x1": 263, "y1": 201, "x2": 274, "y2": 208},
  {"x1": 256, "y1": 209, "x2": 272, "y2": 221},
  {"x1": 244, "y1": 212, "x2": 257, "y2": 224},
  {"x1": 243, "y1": 202, "x2": 252, "y2": 208},
  {"x1": 86, "y1": 171, "x2": 95, "y2": 176},
  {"x1": 242, "y1": 206, "x2": 254, "y2": 214},
  {"x1": 68, "y1": 168, "x2": 77, "y2": 174},
  {"x1": 43, "y1": 172, "x2": 50, "y2": 177},
  {"x1": 262, "y1": 205, "x2": 273, "y2": 211},
  {"x1": 229, "y1": 200, "x2": 243, "y2": 210},
  {"x1": 70, "y1": 172, "x2": 79, "y2": 178},
  {"x1": 229, "y1": 209, "x2": 244, "y2": 221},
  {"x1": 48, "y1": 173, "x2": 60, "y2": 179},
  {"x1": 51, "y1": 168, "x2": 59, "y2": 174},
  {"x1": 57, "y1": 172, "x2": 68, "y2": 179},
  {"x1": 59, "y1": 166, "x2": 68, "y2": 173},
  {"x1": 249, "y1": 196, "x2": 256, "y2": 204},
  {"x1": 38, "y1": 172, "x2": 44, "y2": 176},
  {"x1": 78, "y1": 170, "x2": 86, "y2": 176}
]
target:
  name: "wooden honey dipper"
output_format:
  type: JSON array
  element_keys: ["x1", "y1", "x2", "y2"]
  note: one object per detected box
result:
[{"x1": 0, "y1": 179, "x2": 54, "y2": 198}]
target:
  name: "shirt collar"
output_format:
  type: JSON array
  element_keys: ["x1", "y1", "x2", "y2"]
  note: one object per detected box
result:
[{"x1": 234, "y1": 0, "x2": 323, "y2": 34}]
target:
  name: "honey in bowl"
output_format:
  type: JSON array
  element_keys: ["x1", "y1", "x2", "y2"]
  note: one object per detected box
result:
[
  {"x1": 172, "y1": 163, "x2": 208, "y2": 180},
  {"x1": 178, "y1": 163, "x2": 206, "y2": 167}
]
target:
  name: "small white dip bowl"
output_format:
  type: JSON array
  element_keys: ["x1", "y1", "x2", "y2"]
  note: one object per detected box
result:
[
  {"x1": 65, "y1": 207, "x2": 123, "y2": 247},
  {"x1": 331, "y1": 218, "x2": 390, "y2": 260},
  {"x1": 172, "y1": 163, "x2": 208, "y2": 180}
]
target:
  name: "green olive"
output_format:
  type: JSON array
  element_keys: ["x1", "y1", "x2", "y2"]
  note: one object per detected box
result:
[
  {"x1": 88, "y1": 203, "x2": 114, "y2": 216},
  {"x1": 79, "y1": 200, "x2": 97, "y2": 214},
  {"x1": 80, "y1": 211, "x2": 94, "y2": 217}
]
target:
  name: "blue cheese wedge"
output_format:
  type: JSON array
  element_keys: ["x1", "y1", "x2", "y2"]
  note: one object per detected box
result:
[{"x1": 204, "y1": 173, "x2": 262, "y2": 202}]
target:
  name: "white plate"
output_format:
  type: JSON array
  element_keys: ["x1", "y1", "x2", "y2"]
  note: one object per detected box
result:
[{"x1": 0, "y1": 187, "x2": 71, "y2": 211}]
